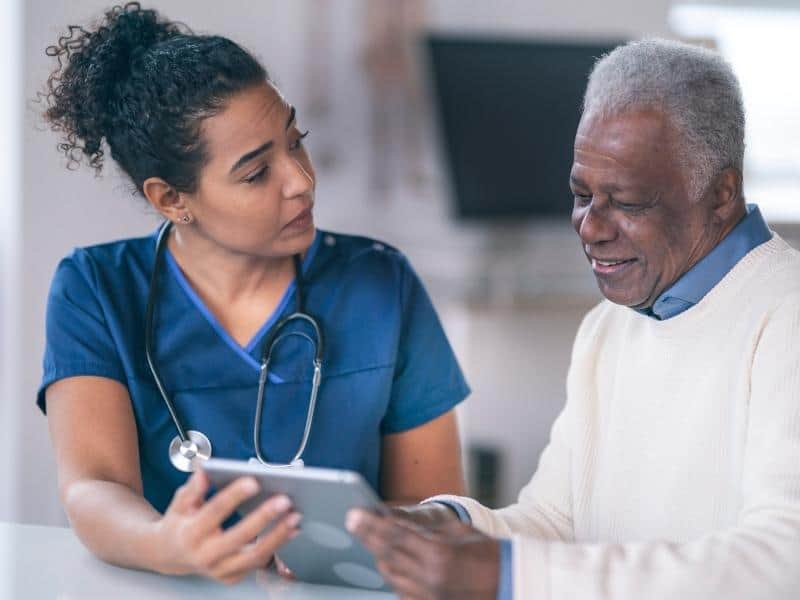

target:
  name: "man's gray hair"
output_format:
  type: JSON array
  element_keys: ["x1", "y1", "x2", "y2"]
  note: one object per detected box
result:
[{"x1": 583, "y1": 38, "x2": 745, "y2": 200}]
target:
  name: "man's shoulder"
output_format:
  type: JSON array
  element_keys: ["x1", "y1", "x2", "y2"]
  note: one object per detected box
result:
[{"x1": 734, "y1": 234, "x2": 800, "y2": 304}]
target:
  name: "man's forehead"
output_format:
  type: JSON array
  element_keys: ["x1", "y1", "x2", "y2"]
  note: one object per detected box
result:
[{"x1": 573, "y1": 108, "x2": 674, "y2": 172}]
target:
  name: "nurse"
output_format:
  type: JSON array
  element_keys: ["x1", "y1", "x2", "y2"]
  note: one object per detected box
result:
[{"x1": 38, "y1": 3, "x2": 468, "y2": 584}]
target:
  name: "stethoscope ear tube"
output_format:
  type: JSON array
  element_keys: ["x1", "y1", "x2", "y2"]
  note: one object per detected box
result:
[
  {"x1": 147, "y1": 222, "x2": 210, "y2": 473},
  {"x1": 145, "y1": 222, "x2": 191, "y2": 445}
]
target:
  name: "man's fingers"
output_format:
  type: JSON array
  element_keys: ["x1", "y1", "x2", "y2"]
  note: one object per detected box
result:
[
  {"x1": 208, "y1": 495, "x2": 293, "y2": 558},
  {"x1": 390, "y1": 510, "x2": 445, "y2": 539},
  {"x1": 346, "y1": 509, "x2": 428, "y2": 560},
  {"x1": 195, "y1": 476, "x2": 261, "y2": 533},
  {"x1": 374, "y1": 561, "x2": 427, "y2": 600},
  {"x1": 372, "y1": 547, "x2": 420, "y2": 580}
]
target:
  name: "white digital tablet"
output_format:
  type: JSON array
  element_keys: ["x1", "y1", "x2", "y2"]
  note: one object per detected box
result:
[{"x1": 202, "y1": 458, "x2": 391, "y2": 592}]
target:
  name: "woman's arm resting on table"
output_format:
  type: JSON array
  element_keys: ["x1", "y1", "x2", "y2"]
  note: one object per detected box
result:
[
  {"x1": 46, "y1": 376, "x2": 300, "y2": 582},
  {"x1": 379, "y1": 408, "x2": 466, "y2": 504}
]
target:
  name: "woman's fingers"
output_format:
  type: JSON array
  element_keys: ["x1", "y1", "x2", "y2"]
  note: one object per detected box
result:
[
  {"x1": 209, "y1": 495, "x2": 293, "y2": 558},
  {"x1": 195, "y1": 476, "x2": 261, "y2": 533},
  {"x1": 170, "y1": 469, "x2": 209, "y2": 513},
  {"x1": 274, "y1": 555, "x2": 295, "y2": 580},
  {"x1": 207, "y1": 511, "x2": 302, "y2": 581}
]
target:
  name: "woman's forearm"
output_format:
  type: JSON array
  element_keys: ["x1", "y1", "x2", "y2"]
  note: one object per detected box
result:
[{"x1": 62, "y1": 479, "x2": 167, "y2": 572}]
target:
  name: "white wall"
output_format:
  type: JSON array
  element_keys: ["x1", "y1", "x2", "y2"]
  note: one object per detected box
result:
[
  {"x1": 13, "y1": 0, "x2": 675, "y2": 525},
  {"x1": 0, "y1": 0, "x2": 23, "y2": 525}
]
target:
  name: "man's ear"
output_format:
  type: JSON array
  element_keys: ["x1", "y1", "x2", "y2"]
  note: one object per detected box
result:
[
  {"x1": 709, "y1": 167, "x2": 744, "y2": 225},
  {"x1": 142, "y1": 177, "x2": 189, "y2": 224}
]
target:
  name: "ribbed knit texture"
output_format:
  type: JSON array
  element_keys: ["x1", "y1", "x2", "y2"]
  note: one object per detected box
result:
[{"x1": 431, "y1": 234, "x2": 800, "y2": 599}]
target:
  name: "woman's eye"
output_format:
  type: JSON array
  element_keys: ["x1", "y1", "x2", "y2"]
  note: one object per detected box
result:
[
  {"x1": 289, "y1": 130, "x2": 310, "y2": 151},
  {"x1": 243, "y1": 166, "x2": 268, "y2": 184}
]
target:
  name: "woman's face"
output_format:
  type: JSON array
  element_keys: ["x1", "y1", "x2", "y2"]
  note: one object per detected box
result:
[{"x1": 183, "y1": 81, "x2": 316, "y2": 259}]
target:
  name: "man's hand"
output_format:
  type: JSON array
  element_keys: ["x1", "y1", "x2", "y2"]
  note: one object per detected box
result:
[
  {"x1": 346, "y1": 508, "x2": 500, "y2": 599},
  {"x1": 390, "y1": 502, "x2": 461, "y2": 529}
]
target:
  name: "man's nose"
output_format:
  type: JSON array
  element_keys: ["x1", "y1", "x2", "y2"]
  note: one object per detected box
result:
[{"x1": 574, "y1": 201, "x2": 617, "y2": 245}]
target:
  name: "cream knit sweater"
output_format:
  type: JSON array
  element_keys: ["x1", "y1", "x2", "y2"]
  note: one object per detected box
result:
[{"x1": 432, "y1": 234, "x2": 800, "y2": 599}]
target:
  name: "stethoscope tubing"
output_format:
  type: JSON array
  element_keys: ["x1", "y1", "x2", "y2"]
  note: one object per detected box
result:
[
  {"x1": 145, "y1": 222, "x2": 191, "y2": 443},
  {"x1": 145, "y1": 221, "x2": 324, "y2": 471}
]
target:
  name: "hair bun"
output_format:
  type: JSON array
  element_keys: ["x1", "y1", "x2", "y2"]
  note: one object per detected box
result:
[{"x1": 43, "y1": 3, "x2": 184, "y2": 169}]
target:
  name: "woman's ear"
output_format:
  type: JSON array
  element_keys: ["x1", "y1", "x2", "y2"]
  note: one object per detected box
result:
[{"x1": 142, "y1": 177, "x2": 191, "y2": 224}]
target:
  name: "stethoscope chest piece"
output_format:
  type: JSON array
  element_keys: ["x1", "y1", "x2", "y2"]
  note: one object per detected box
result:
[{"x1": 168, "y1": 430, "x2": 213, "y2": 472}]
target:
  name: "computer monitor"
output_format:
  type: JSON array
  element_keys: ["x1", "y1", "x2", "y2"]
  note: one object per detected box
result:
[{"x1": 426, "y1": 36, "x2": 621, "y2": 220}]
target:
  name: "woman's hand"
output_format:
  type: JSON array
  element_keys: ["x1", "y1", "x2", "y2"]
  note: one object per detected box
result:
[
  {"x1": 154, "y1": 469, "x2": 302, "y2": 584},
  {"x1": 274, "y1": 555, "x2": 296, "y2": 580}
]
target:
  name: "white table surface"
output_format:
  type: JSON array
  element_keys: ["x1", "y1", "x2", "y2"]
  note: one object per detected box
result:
[{"x1": 0, "y1": 522, "x2": 395, "y2": 599}]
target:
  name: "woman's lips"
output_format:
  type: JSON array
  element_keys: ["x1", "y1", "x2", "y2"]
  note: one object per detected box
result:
[{"x1": 283, "y1": 207, "x2": 313, "y2": 232}]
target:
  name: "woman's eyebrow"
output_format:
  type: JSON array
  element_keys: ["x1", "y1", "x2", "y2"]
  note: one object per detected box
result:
[{"x1": 229, "y1": 106, "x2": 297, "y2": 175}]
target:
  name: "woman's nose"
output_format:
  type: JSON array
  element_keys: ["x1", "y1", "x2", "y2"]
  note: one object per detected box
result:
[
  {"x1": 281, "y1": 157, "x2": 314, "y2": 199},
  {"x1": 574, "y1": 201, "x2": 617, "y2": 245}
]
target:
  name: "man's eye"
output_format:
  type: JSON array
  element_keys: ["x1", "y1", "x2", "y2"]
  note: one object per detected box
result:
[
  {"x1": 289, "y1": 130, "x2": 310, "y2": 151},
  {"x1": 573, "y1": 194, "x2": 591, "y2": 206},
  {"x1": 243, "y1": 167, "x2": 268, "y2": 184}
]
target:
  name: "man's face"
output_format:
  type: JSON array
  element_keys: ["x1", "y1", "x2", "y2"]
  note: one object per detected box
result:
[{"x1": 570, "y1": 109, "x2": 715, "y2": 308}]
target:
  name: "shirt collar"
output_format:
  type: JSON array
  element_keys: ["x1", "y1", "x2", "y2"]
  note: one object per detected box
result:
[{"x1": 636, "y1": 204, "x2": 772, "y2": 320}]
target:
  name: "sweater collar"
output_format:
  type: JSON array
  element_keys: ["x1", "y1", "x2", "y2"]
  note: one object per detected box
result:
[{"x1": 635, "y1": 204, "x2": 772, "y2": 320}]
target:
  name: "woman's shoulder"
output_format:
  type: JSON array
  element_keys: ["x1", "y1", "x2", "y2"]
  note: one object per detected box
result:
[
  {"x1": 51, "y1": 230, "x2": 157, "y2": 294},
  {"x1": 310, "y1": 229, "x2": 420, "y2": 297},
  {"x1": 312, "y1": 229, "x2": 412, "y2": 273},
  {"x1": 315, "y1": 230, "x2": 403, "y2": 262}
]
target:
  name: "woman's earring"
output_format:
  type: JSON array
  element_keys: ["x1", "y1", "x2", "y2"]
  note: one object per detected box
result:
[{"x1": 181, "y1": 214, "x2": 192, "y2": 224}]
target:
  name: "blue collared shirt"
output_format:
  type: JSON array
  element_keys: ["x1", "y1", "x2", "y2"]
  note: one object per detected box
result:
[
  {"x1": 435, "y1": 204, "x2": 771, "y2": 600},
  {"x1": 637, "y1": 204, "x2": 772, "y2": 320}
]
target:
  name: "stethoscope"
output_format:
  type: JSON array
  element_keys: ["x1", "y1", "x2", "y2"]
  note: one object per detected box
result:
[{"x1": 144, "y1": 221, "x2": 324, "y2": 473}]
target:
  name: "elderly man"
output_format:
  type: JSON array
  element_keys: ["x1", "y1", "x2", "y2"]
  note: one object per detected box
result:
[{"x1": 346, "y1": 39, "x2": 800, "y2": 599}]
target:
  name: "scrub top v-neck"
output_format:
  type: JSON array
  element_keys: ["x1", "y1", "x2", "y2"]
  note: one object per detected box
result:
[{"x1": 39, "y1": 228, "x2": 470, "y2": 514}]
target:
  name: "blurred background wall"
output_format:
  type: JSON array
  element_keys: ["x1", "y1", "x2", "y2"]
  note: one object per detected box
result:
[{"x1": 2, "y1": 0, "x2": 799, "y2": 526}]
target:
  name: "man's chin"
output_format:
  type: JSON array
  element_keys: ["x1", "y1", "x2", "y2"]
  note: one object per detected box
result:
[{"x1": 596, "y1": 280, "x2": 648, "y2": 308}]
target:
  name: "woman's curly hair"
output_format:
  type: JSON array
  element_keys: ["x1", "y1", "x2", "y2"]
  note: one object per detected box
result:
[{"x1": 42, "y1": 2, "x2": 267, "y2": 193}]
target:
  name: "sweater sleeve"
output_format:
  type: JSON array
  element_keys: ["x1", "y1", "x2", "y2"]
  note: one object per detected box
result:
[
  {"x1": 426, "y1": 405, "x2": 574, "y2": 542},
  {"x1": 424, "y1": 305, "x2": 606, "y2": 541},
  {"x1": 449, "y1": 295, "x2": 800, "y2": 599},
  {"x1": 423, "y1": 304, "x2": 610, "y2": 541}
]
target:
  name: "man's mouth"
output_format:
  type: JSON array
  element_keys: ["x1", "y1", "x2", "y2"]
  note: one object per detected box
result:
[{"x1": 590, "y1": 257, "x2": 637, "y2": 275}]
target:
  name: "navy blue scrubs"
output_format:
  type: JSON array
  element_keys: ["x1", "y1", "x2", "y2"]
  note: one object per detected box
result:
[{"x1": 38, "y1": 228, "x2": 469, "y2": 513}]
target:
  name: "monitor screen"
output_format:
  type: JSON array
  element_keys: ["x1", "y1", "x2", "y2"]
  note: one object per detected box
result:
[{"x1": 426, "y1": 36, "x2": 621, "y2": 220}]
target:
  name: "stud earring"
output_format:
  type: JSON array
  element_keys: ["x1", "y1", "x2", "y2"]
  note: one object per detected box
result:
[{"x1": 181, "y1": 214, "x2": 192, "y2": 224}]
